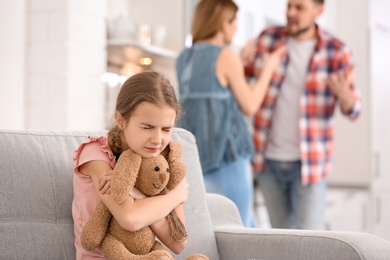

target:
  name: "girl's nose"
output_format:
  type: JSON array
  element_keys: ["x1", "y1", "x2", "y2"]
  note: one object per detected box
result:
[{"x1": 150, "y1": 130, "x2": 162, "y2": 144}]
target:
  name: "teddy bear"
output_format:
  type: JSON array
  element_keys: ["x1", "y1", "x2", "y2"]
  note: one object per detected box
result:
[{"x1": 80, "y1": 141, "x2": 208, "y2": 260}]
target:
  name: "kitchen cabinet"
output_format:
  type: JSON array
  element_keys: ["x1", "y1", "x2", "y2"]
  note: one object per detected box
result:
[{"x1": 106, "y1": 38, "x2": 178, "y2": 87}]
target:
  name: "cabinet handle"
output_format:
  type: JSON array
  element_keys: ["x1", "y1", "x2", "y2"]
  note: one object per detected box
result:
[
  {"x1": 376, "y1": 197, "x2": 381, "y2": 224},
  {"x1": 374, "y1": 151, "x2": 381, "y2": 178},
  {"x1": 362, "y1": 203, "x2": 367, "y2": 231}
]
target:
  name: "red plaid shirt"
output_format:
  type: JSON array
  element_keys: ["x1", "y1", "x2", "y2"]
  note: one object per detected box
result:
[{"x1": 245, "y1": 25, "x2": 362, "y2": 184}]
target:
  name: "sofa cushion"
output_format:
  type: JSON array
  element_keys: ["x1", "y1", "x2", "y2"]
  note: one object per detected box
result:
[{"x1": 0, "y1": 129, "x2": 218, "y2": 260}]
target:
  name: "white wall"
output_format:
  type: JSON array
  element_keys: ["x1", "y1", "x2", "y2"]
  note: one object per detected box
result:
[
  {"x1": 233, "y1": 0, "x2": 337, "y2": 47},
  {"x1": 0, "y1": 0, "x2": 27, "y2": 129},
  {"x1": 0, "y1": 0, "x2": 108, "y2": 130}
]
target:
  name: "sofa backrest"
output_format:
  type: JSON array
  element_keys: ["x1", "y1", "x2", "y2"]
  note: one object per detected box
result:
[{"x1": 0, "y1": 129, "x2": 219, "y2": 260}]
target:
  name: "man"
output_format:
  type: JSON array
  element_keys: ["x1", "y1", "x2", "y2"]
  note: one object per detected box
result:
[{"x1": 244, "y1": 0, "x2": 361, "y2": 229}]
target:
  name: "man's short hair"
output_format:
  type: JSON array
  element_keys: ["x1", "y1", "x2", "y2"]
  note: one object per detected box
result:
[{"x1": 313, "y1": 0, "x2": 324, "y2": 4}]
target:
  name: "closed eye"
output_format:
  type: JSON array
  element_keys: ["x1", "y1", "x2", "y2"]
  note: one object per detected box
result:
[{"x1": 141, "y1": 123, "x2": 153, "y2": 130}]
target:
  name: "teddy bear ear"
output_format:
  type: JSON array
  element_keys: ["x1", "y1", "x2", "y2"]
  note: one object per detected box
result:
[
  {"x1": 166, "y1": 160, "x2": 186, "y2": 191},
  {"x1": 167, "y1": 141, "x2": 182, "y2": 164},
  {"x1": 166, "y1": 141, "x2": 186, "y2": 190},
  {"x1": 112, "y1": 149, "x2": 142, "y2": 204}
]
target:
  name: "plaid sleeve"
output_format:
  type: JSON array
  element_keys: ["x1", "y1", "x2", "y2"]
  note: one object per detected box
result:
[{"x1": 337, "y1": 46, "x2": 362, "y2": 120}]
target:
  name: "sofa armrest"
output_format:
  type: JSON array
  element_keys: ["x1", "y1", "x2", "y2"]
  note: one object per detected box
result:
[
  {"x1": 213, "y1": 228, "x2": 390, "y2": 260},
  {"x1": 206, "y1": 193, "x2": 243, "y2": 228},
  {"x1": 206, "y1": 193, "x2": 390, "y2": 260}
]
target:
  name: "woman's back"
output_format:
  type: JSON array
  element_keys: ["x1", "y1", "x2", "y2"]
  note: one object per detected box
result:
[{"x1": 177, "y1": 43, "x2": 253, "y2": 174}]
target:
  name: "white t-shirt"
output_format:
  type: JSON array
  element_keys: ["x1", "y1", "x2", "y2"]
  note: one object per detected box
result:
[{"x1": 265, "y1": 37, "x2": 317, "y2": 161}]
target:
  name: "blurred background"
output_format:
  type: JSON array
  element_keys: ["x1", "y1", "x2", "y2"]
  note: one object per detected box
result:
[{"x1": 0, "y1": 0, "x2": 389, "y2": 239}]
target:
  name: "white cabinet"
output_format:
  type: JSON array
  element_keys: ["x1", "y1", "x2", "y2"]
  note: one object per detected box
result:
[
  {"x1": 326, "y1": 188, "x2": 369, "y2": 232},
  {"x1": 106, "y1": 0, "x2": 189, "y2": 93},
  {"x1": 369, "y1": 20, "x2": 390, "y2": 240},
  {"x1": 370, "y1": 26, "x2": 390, "y2": 189},
  {"x1": 372, "y1": 190, "x2": 390, "y2": 240},
  {"x1": 328, "y1": 0, "x2": 390, "y2": 239}
]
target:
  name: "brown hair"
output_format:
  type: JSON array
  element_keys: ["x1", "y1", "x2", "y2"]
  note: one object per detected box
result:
[
  {"x1": 107, "y1": 71, "x2": 180, "y2": 156},
  {"x1": 191, "y1": 0, "x2": 238, "y2": 43},
  {"x1": 313, "y1": 0, "x2": 324, "y2": 4}
]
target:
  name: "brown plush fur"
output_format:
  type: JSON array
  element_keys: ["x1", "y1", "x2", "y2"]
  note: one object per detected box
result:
[{"x1": 80, "y1": 141, "x2": 208, "y2": 260}]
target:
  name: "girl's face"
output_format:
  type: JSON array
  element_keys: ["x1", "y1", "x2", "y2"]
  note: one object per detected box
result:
[{"x1": 116, "y1": 102, "x2": 176, "y2": 158}]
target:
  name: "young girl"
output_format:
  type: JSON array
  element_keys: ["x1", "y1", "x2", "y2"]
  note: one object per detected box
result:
[
  {"x1": 176, "y1": 0, "x2": 286, "y2": 228},
  {"x1": 72, "y1": 71, "x2": 190, "y2": 259}
]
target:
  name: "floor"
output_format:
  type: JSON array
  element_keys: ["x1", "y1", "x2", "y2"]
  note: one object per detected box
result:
[{"x1": 253, "y1": 186, "x2": 272, "y2": 229}]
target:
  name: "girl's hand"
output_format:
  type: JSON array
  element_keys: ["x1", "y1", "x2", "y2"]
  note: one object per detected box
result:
[
  {"x1": 98, "y1": 169, "x2": 114, "y2": 194},
  {"x1": 129, "y1": 187, "x2": 147, "y2": 200},
  {"x1": 171, "y1": 177, "x2": 189, "y2": 205},
  {"x1": 262, "y1": 45, "x2": 287, "y2": 72},
  {"x1": 99, "y1": 169, "x2": 147, "y2": 199}
]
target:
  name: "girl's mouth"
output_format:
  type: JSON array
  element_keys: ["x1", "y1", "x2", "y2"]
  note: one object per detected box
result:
[{"x1": 146, "y1": 147, "x2": 159, "y2": 153}]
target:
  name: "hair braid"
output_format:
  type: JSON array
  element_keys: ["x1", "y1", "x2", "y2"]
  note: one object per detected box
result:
[{"x1": 107, "y1": 125, "x2": 123, "y2": 158}]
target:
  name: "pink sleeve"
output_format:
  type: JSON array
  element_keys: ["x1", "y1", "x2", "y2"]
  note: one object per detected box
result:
[{"x1": 73, "y1": 136, "x2": 116, "y2": 173}]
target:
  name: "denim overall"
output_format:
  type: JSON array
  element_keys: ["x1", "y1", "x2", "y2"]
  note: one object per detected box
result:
[{"x1": 176, "y1": 43, "x2": 257, "y2": 227}]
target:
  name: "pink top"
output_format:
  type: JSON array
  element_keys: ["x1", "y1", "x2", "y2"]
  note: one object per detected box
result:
[{"x1": 72, "y1": 136, "x2": 117, "y2": 260}]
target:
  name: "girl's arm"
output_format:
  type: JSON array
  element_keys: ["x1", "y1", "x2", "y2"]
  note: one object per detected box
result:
[
  {"x1": 96, "y1": 162, "x2": 189, "y2": 253},
  {"x1": 79, "y1": 160, "x2": 188, "y2": 233},
  {"x1": 216, "y1": 45, "x2": 286, "y2": 116},
  {"x1": 150, "y1": 203, "x2": 187, "y2": 254}
]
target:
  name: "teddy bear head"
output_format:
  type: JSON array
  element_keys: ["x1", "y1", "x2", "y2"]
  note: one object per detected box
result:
[
  {"x1": 111, "y1": 141, "x2": 186, "y2": 204},
  {"x1": 135, "y1": 154, "x2": 171, "y2": 196}
]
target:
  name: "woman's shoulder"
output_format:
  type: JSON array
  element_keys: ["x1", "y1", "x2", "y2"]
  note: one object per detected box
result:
[{"x1": 218, "y1": 47, "x2": 242, "y2": 71}]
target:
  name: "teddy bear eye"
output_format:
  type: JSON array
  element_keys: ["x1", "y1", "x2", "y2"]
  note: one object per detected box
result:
[
  {"x1": 154, "y1": 166, "x2": 160, "y2": 172},
  {"x1": 167, "y1": 168, "x2": 170, "y2": 173}
]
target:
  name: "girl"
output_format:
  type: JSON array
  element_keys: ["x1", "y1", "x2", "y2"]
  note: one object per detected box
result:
[
  {"x1": 176, "y1": 0, "x2": 286, "y2": 227},
  {"x1": 72, "y1": 71, "x2": 189, "y2": 259}
]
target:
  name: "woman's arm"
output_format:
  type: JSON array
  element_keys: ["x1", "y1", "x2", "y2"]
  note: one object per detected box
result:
[
  {"x1": 217, "y1": 45, "x2": 286, "y2": 116},
  {"x1": 79, "y1": 160, "x2": 188, "y2": 233}
]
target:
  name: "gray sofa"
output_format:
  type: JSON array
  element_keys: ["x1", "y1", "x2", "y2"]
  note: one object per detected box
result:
[{"x1": 1, "y1": 128, "x2": 390, "y2": 260}]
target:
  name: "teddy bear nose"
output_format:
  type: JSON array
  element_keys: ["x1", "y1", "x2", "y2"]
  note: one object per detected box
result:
[{"x1": 159, "y1": 174, "x2": 167, "y2": 183}]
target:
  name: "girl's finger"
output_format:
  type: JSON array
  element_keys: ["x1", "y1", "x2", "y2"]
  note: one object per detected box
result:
[{"x1": 100, "y1": 183, "x2": 110, "y2": 194}]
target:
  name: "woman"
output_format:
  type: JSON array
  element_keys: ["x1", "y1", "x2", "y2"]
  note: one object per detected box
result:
[{"x1": 176, "y1": 0, "x2": 285, "y2": 227}]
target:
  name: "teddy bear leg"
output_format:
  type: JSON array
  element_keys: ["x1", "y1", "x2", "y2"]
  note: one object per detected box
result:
[
  {"x1": 101, "y1": 233, "x2": 138, "y2": 260},
  {"x1": 135, "y1": 250, "x2": 174, "y2": 260},
  {"x1": 184, "y1": 254, "x2": 209, "y2": 260},
  {"x1": 148, "y1": 241, "x2": 175, "y2": 260},
  {"x1": 81, "y1": 201, "x2": 112, "y2": 250},
  {"x1": 101, "y1": 234, "x2": 174, "y2": 260}
]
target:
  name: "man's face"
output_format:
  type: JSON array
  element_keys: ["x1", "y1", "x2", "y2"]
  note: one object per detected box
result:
[{"x1": 286, "y1": 0, "x2": 323, "y2": 38}]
